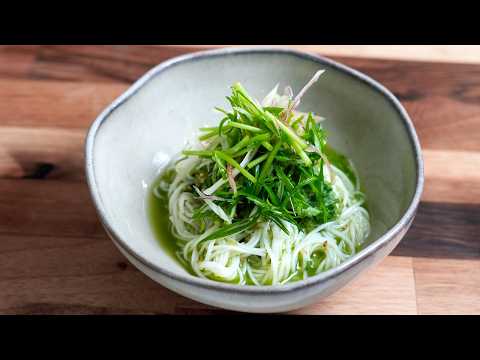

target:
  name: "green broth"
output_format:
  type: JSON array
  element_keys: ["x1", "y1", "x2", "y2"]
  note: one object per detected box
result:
[
  {"x1": 325, "y1": 145, "x2": 369, "y2": 213},
  {"x1": 147, "y1": 177, "x2": 195, "y2": 274},
  {"x1": 324, "y1": 144, "x2": 357, "y2": 186}
]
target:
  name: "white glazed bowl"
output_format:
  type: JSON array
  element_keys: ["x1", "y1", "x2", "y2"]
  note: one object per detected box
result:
[{"x1": 85, "y1": 48, "x2": 424, "y2": 313}]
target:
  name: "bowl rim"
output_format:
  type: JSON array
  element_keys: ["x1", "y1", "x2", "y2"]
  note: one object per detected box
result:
[{"x1": 85, "y1": 46, "x2": 424, "y2": 294}]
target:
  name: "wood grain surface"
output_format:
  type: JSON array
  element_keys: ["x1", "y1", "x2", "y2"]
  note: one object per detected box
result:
[
  {"x1": 0, "y1": 45, "x2": 479, "y2": 315},
  {"x1": 182, "y1": 45, "x2": 480, "y2": 65}
]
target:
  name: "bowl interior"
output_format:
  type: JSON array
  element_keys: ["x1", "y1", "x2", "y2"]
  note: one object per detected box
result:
[{"x1": 91, "y1": 50, "x2": 418, "y2": 279}]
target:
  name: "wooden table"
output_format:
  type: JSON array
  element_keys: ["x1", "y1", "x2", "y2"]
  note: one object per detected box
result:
[{"x1": 1, "y1": 45, "x2": 479, "y2": 315}]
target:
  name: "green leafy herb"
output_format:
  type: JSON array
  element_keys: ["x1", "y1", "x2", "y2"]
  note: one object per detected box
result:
[{"x1": 176, "y1": 80, "x2": 340, "y2": 235}]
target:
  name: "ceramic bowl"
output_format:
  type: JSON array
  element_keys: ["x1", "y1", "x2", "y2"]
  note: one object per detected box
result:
[{"x1": 85, "y1": 47, "x2": 424, "y2": 313}]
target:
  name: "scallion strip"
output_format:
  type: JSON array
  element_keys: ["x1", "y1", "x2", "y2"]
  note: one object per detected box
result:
[
  {"x1": 257, "y1": 142, "x2": 282, "y2": 184},
  {"x1": 182, "y1": 150, "x2": 214, "y2": 157},
  {"x1": 229, "y1": 121, "x2": 264, "y2": 133},
  {"x1": 214, "y1": 151, "x2": 256, "y2": 183},
  {"x1": 247, "y1": 153, "x2": 269, "y2": 169}
]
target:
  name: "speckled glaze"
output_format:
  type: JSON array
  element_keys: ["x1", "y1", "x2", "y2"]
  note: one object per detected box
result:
[{"x1": 85, "y1": 48, "x2": 424, "y2": 313}]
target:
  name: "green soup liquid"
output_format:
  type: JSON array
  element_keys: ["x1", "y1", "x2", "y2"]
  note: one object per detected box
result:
[{"x1": 147, "y1": 177, "x2": 179, "y2": 260}]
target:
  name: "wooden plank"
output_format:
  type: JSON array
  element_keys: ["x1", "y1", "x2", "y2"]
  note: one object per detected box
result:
[
  {"x1": 422, "y1": 149, "x2": 480, "y2": 204},
  {"x1": 0, "y1": 234, "x2": 198, "y2": 312},
  {"x1": 30, "y1": 45, "x2": 194, "y2": 83},
  {"x1": 393, "y1": 202, "x2": 480, "y2": 259},
  {"x1": 0, "y1": 233, "x2": 187, "y2": 314},
  {"x1": 290, "y1": 256, "x2": 417, "y2": 314},
  {"x1": 0, "y1": 46, "x2": 38, "y2": 80},
  {"x1": 413, "y1": 257, "x2": 480, "y2": 315},
  {"x1": 0, "y1": 179, "x2": 103, "y2": 238},
  {"x1": 0, "y1": 127, "x2": 85, "y2": 181},
  {"x1": 422, "y1": 179, "x2": 480, "y2": 205},
  {"x1": 180, "y1": 45, "x2": 480, "y2": 65},
  {"x1": 5, "y1": 46, "x2": 480, "y2": 83},
  {"x1": 0, "y1": 79, "x2": 127, "y2": 128},
  {"x1": 405, "y1": 98, "x2": 480, "y2": 153},
  {"x1": 424, "y1": 150, "x2": 480, "y2": 183}
]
